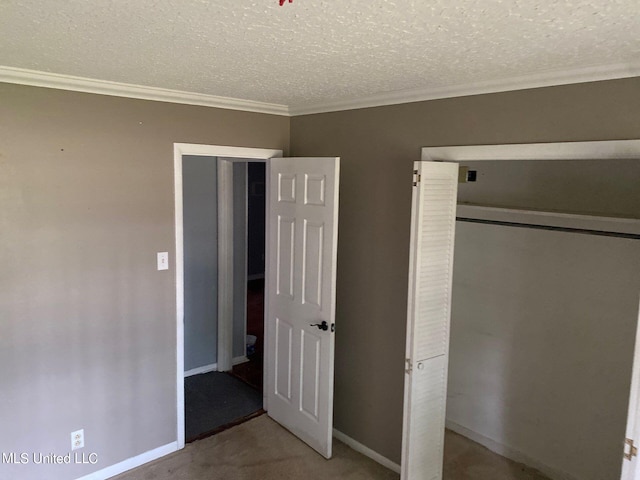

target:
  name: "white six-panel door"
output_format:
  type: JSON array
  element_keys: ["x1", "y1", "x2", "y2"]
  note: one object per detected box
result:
[
  {"x1": 266, "y1": 157, "x2": 340, "y2": 459},
  {"x1": 402, "y1": 161, "x2": 459, "y2": 479}
]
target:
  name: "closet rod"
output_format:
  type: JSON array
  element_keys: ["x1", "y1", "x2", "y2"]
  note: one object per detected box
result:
[{"x1": 456, "y1": 217, "x2": 640, "y2": 240}]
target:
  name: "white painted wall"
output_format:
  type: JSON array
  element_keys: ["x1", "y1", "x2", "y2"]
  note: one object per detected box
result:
[{"x1": 447, "y1": 220, "x2": 640, "y2": 480}]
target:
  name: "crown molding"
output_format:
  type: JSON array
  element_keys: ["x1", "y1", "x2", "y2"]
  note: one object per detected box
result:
[
  {"x1": 289, "y1": 62, "x2": 640, "y2": 116},
  {"x1": 3, "y1": 62, "x2": 639, "y2": 118},
  {"x1": 0, "y1": 66, "x2": 290, "y2": 116}
]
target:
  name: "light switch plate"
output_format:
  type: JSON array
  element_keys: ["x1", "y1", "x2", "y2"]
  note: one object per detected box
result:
[{"x1": 157, "y1": 252, "x2": 169, "y2": 271}]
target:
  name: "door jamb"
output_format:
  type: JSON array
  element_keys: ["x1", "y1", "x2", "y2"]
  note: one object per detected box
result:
[
  {"x1": 217, "y1": 158, "x2": 234, "y2": 372},
  {"x1": 174, "y1": 143, "x2": 282, "y2": 449}
]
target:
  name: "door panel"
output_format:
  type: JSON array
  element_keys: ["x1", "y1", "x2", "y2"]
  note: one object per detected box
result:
[
  {"x1": 276, "y1": 216, "x2": 295, "y2": 298},
  {"x1": 275, "y1": 317, "x2": 293, "y2": 402},
  {"x1": 301, "y1": 330, "x2": 321, "y2": 419},
  {"x1": 266, "y1": 157, "x2": 340, "y2": 459},
  {"x1": 303, "y1": 220, "x2": 324, "y2": 307},
  {"x1": 402, "y1": 161, "x2": 458, "y2": 480}
]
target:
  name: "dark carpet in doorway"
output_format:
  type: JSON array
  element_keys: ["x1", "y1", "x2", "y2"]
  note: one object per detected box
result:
[{"x1": 185, "y1": 371, "x2": 263, "y2": 442}]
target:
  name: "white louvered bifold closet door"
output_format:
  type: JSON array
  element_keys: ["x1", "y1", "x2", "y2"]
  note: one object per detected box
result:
[{"x1": 401, "y1": 161, "x2": 458, "y2": 480}]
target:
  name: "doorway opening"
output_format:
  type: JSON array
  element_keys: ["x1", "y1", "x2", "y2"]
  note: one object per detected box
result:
[
  {"x1": 230, "y1": 162, "x2": 266, "y2": 391},
  {"x1": 181, "y1": 157, "x2": 267, "y2": 442},
  {"x1": 174, "y1": 144, "x2": 282, "y2": 448},
  {"x1": 402, "y1": 141, "x2": 640, "y2": 480},
  {"x1": 174, "y1": 144, "x2": 341, "y2": 458}
]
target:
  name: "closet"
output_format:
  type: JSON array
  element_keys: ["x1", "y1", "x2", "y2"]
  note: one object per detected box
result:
[{"x1": 403, "y1": 142, "x2": 640, "y2": 480}]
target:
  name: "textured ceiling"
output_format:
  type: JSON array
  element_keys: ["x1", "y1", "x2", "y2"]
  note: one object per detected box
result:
[{"x1": 1, "y1": 0, "x2": 639, "y2": 110}]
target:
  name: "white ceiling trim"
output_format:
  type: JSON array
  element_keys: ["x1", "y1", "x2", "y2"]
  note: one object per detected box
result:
[
  {"x1": 289, "y1": 62, "x2": 640, "y2": 116},
  {"x1": 0, "y1": 66, "x2": 290, "y2": 116},
  {"x1": 2, "y1": 63, "x2": 639, "y2": 118}
]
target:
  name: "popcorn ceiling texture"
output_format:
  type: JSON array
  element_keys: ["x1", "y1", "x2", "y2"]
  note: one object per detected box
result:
[{"x1": 1, "y1": 0, "x2": 639, "y2": 107}]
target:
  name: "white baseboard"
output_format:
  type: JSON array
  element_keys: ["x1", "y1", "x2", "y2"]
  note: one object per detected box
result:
[
  {"x1": 445, "y1": 420, "x2": 578, "y2": 480},
  {"x1": 184, "y1": 357, "x2": 248, "y2": 377},
  {"x1": 333, "y1": 429, "x2": 401, "y2": 474},
  {"x1": 232, "y1": 355, "x2": 249, "y2": 366},
  {"x1": 75, "y1": 442, "x2": 177, "y2": 480},
  {"x1": 184, "y1": 363, "x2": 217, "y2": 377}
]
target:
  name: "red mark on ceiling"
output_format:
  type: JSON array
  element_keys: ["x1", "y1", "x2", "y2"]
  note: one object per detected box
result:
[{"x1": 279, "y1": 0, "x2": 292, "y2": 5}]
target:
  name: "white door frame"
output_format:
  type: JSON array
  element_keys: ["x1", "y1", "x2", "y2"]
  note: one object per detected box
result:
[
  {"x1": 174, "y1": 143, "x2": 282, "y2": 449},
  {"x1": 419, "y1": 139, "x2": 640, "y2": 479}
]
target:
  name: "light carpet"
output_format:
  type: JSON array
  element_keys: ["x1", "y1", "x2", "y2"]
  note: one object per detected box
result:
[
  {"x1": 113, "y1": 414, "x2": 398, "y2": 480},
  {"x1": 444, "y1": 430, "x2": 550, "y2": 480},
  {"x1": 113, "y1": 414, "x2": 551, "y2": 480}
]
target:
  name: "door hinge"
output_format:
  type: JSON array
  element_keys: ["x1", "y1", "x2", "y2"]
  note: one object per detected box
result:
[
  {"x1": 413, "y1": 170, "x2": 420, "y2": 187},
  {"x1": 405, "y1": 358, "x2": 412, "y2": 374},
  {"x1": 625, "y1": 438, "x2": 638, "y2": 460}
]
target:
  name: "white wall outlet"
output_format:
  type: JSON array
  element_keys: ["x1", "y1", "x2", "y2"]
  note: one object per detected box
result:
[
  {"x1": 71, "y1": 429, "x2": 84, "y2": 450},
  {"x1": 157, "y1": 252, "x2": 169, "y2": 271}
]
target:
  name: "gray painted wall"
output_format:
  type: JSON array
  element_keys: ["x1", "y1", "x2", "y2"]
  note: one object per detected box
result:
[
  {"x1": 290, "y1": 77, "x2": 640, "y2": 465},
  {"x1": 457, "y1": 158, "x2": 640, "y2": 217},
  {"x1": 0, "y1": 82, "x2": 288, "y2": 480},
  {"x1": 183, "y1": 156, "x2": 218, "y2": 372}
]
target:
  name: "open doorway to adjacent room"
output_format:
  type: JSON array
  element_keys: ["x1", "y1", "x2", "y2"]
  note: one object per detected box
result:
[
  {"x1": 230, "y1": 162, "x2": 266, "y2": 391},
  {"x1": 175, "y1": 143, "x2": 341, "y2": 458},
  {"x1": 178, "y1": 152, "x2": 273, "y2": 443}
]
